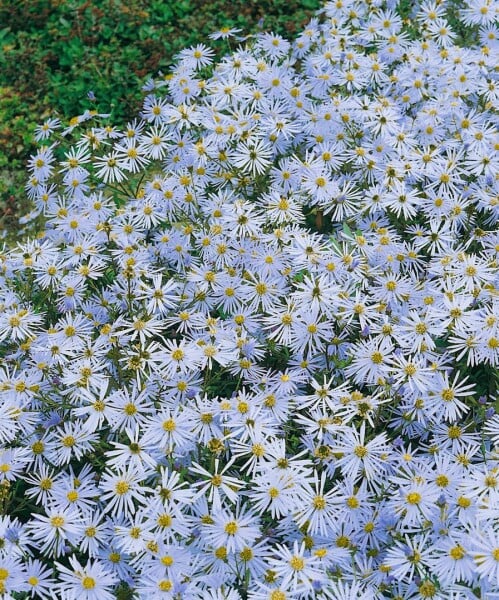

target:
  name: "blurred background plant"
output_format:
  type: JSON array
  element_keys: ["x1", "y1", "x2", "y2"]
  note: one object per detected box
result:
[{"x1": 0, "y1": 0, "x2": 320, "y2": 239}]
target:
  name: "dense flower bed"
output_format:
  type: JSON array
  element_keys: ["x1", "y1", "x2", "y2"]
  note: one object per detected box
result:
[{"x1": 0, "y1": 0, "x2": 498, "y2": 598}]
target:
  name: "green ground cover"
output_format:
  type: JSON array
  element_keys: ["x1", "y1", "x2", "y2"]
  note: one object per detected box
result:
[{"x1": 0, "y1": 0, "x2": 320, "y2": 236}]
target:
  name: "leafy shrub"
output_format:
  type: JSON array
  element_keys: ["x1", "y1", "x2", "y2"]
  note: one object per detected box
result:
[{"x1": 0, "y1": 0, "x2": 499, "y2": 598}]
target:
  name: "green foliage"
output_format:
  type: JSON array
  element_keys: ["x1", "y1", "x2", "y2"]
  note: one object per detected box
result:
[{"x1": 0, "y1": 0, "x2": 321, "y2": 237}]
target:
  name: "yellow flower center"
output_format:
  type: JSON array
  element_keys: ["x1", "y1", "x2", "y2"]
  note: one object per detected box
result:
[
  {"x1": 162, "y1": 418, "x2": 176, "y2": 432},
  {"x1": 50, "y1": 516, "x2": 65, "y2": 528},
  {"x1": 449, "y1": 545, "x2": 466, "y2": 560},
  {"x1": 406, "y1": 492, "x2": 421, "y2": 505},
  {"x1": 81, "y1": 576, "x2": 96, "y2": 590},
  {"x1": 158, "y1": 579, "x2": 173, "y2": 591},
  {"x1": 289, "y1": 556, "x2": 305, "y2": 571},
  {"x1": 115, "y1": 481, "x2": 130, "y2": 495},
  {"x1": 313, "y1": 495, "x2": 326, "y2": 510},
  {"x1": 354, "y1": 445, "x2": 368, "y2": 458},
  {"x1": 224, "y1": 521, "x2": 238, "y2": 535}
]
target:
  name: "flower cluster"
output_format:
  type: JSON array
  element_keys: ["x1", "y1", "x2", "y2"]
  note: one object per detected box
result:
[{"x1": 1, "y1": 0, "x2": 498, "y2": 598}]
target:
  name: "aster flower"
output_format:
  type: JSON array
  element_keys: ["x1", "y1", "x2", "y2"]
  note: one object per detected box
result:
[
  {"x1": 231, "y1": 139, "x2": 273, "y2": 176},
  {"x1": 267, "y1": 541, "x2": 326, "y2": 594},
  {"x1": 330, "y1": 423, "x2": 390, "y2": 482},
  {"x1": 24, "y1": 558, "x2": 56, "y2": 599},
  {"x1": 27, "y1": 505, "x2": 83, "y2": 558},
  {"x1": 344, "y1": 337, "x2": 394, "y2": 386},
  {"x1": 3, "y1": 1, "x2": 499, "y2": 597},
  {"x1": 190, "y1": 458, "x2": 244, "y2": 510},
  {"x1": 471, "y1": 530, "x2": 499, "y2": 583},
  {"x1": 205, "y1": 506, "x2": 260, "y2": 553},
  {"x1": 0, "y1": 306, "x2": 43, "y2": 343},
  {"x1": 390, "y1": 480, "x2": 441, "y2": 526},
  {"x1": 99, "y1": 466, "x2": 151, "y2": 518},
  {"x1": 177, "y1": 44, "x2": 215, "y2": 69},
  {"x1": 208, "y1": 26, "x2": 243, "y2": 41},
  {"x1": 54, "y1": 556, "x2": 117, "y2": 600},
  {"x1": 249, "y1": 469, "x2": 297, "y2": 519},
  {"x1": 428, "y1": 535, "x2": 476, "y2": 586}
]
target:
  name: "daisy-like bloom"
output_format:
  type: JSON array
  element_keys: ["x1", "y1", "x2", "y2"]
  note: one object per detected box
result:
[
  {"x1": 51, "y1": 421, "x2": 98, "y2": 466},
  {"x1": 58, "y1": 145, "x2": 91, "y2": 178},
  {"x1": 397, "y1": 309, "x2": 445, "y2": 353},
  {"x1": 106, "y1": 385, "x2": 154, "y2": 432},
  {"x1": 248, "y1": 582, "x2": 302, "y2": 600},
  {"x1": 389, "y1": 480, "x2": 441, "y2": 526},
  {"x1": 293, "y1": 471, "x2": 339, "y2": 536},
  {"x1": 267, "y1": 541, "x2": 325, "y2": 594},
  {"x1": 387, "y1": 353, "x2": 435, "y2": 393},
  {"x1": 139, "y1": 125, "x2": 171, "y2": 160},
  {"x1": 34, "y1": 117, "x2": 61, "y2": 141},
  {"x1": 231, "y1": 139, "x2": 273, "y2": 176},
  {"x1": 289, "y1": 309, "x2": 334, "y2": 356},
  {"x1": 78, "y1": 512, "x2": 109, "y2": 559},
  {"x1": 24, "y1": 558, "x2": 56, "y2": 599},
  {"x1": 245, "y1": 272, "x2": 286, "y2": 313},
  {"x1": 142, "y1": 407, "x2": 194, "y2": 455},
  {"x1": 449, "y1": 253, "x2": 493, "y2": 293},
  {"x1": 264, "y1": 192, "x2": 304, "y2": 226},
  {"x1": 54, "y1": 556, "x2": 117, "y2": 600},
  {"x1": 72, "y1": 386, "x2": 114, "y2": 432},
  {"x1": 470, "y1": 529, "x2": 499, "y2": 583},
  {"x1": 461, "y1": 0, "x2": 499, "y2": 26},
  {"x1": 0, "y1": 306, "x2": 43, "y2": 343},
  {"x1": 28, "y1": 145, "x2": 56, "y2": 181},
  {"x1": 141, "y1": 94, "x2": 170, "y2": 124},
  {"x1": 208, "y1": 26, "x2": 242, "y2": 40},
  {"x1": 177, "y1": 44, "x2": 215, "y2": 69},
  {"x1": 0, "y1": 448, "x2": 29, "y2": 483},
  {"x1": 425, "y1": 372, "x2": 474, "y2": 421},
  {"x1": 197, "y1": 336, "x2": 238, "y2": 370},
  {"x1": 137, "y1": 274, "x2": 179, "y2": 315},
  {"x1": 292, "y1": 273, "x2": 340, "y2": 317},
  {"x1": 431, "y1": 421, "x2": 481, "y2": 454},
  {"x1": 51, "y1": 464, "x2": 98, "y2": 513},
  {"x1": 484, "y1": 414, "x2": 499, "y2": 445},
  {"x1": 93, "y1": 151, "x2": 128, "y2": 183},
  {"x1": 301, "y1": 167, "x2": 338, "y2": 205},
  {"x1": 427, "y1": 17, "x2": 457, "y2": 47},
  {"x1": 27, "y1": 505, "x2": 83, "y2": 557},
  {"x1": 428, "y1": 535, "x2": 476, "y2": 586},
  {"x1": 0, "y1": 554, "x2": 25, "y2": 596},
  {"x1": 105, "y1": 425, "x2": 158, "y2": 472},
  {"x1": 446, "y1": 328, "x2": 482, "y2": 367},
  {"x1": 258, "y1": 32, "x2": 291, "y2": 59},
  {"x1": 157, "y1": 339, "x2": 202, "y2": 377},
  {"x1": 134, "y1": 572, "x2": 180, "y2": 598},
  {"x1": 115, "y1": 138, "x2": 150, "y2": 174},
  {"x1": 99, "y1": 466, "x2": 151, "y2": 518},
  {"x1": 248, "y1": 469, "x2": 297, "y2": 519},
  {"x1": 113, "y1": 509, "x2": 154, "y2": 554},
  {"x1": 24, "y1": 463, "x2": 58, "y2": 505},
  {"x1": 330, "y1": 422, "x2": 389, "y2": 482},
  {"x1": 322, "y1": 580, "x2": 376, "y2": 600},
  {"x1": 383, "y1": 533, "x2": 434, "y2": 581},
  {"x1": 205, "y1": 506, "x2": 260, "y2": 553},
  {"x1": 118, "y1": 314, "x2": 166, "y2": 345},
  {"x1": 344, "y1": 337, "x2": 394, "y2": 386},
  {"x1": 190, "y1": 458, "x2": 244, "y2": 510},
  {"x1": 144, "y1": 540, "x2": 192, "y2": 582},
  {"x1": 459, "y1": 465, "x2": 499, "y2": 502}
]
